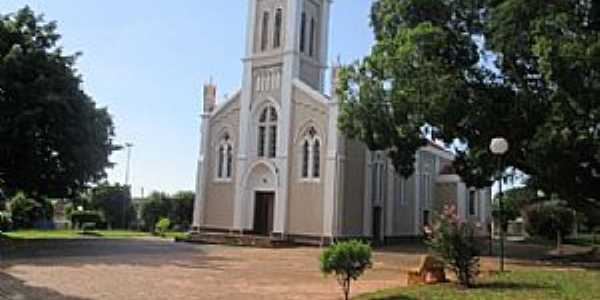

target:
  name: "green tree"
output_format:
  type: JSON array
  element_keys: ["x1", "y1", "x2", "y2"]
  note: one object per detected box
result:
[
  {"x1": 0, "y1": 187, "x2": 7, "y2": 210},
  {"x1": 155, "y1": 217, "x2": 171, "y2": 237},
  {"x1": 140, "y1": 192, "x2": 171, "y2": 231},
  {"x1": 337, "y1": 0, "x2": 600, "y2": 211},
  {"x1": 90, "y1": 183, "x2": 136, "y2": 229},
  {"x1": 492, "y1": 186, "x2": 539, "y2": 229},
  {"x1": 9, "y1": 192, "x2": 53, "y2": 229},
  {"x1": 525, "y1": 201, "x2": 575, "y2": 252},
  {"x1": 169, "y1": 191, "x2": 194, "y2": 230},
  {"x1": 319, "y1": 240, "x2": 372, "y2": 300},
  {"x1": 0, "y1": 7, "x2": 119, "y2": 199}
]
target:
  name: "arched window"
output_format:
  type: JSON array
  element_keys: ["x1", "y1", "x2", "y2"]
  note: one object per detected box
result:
[
  {"x1": 302, "y1": 140, "x2": 310, "y2": 178},
  {"x1": 312, "y1": 139, "x2": 320, "y2": 178},
  {"x1": 273, "y1": 8, "x2": 283, "y2": 48},
  {"x1": 300, "y1": 126, "x2": 321, "y2": 180},
  {"x1": 309, "y1": 17, "x2": 316, "y2": 57},
  {"x1": 261, "y1": 11, "x2": 270, "y2": 51},
  {"x1": 300, "y1": 12, "x2": 306, "y2": 53},
  {"x1": 216, "y1": 133, "x2": 234, "y2": 180},
  {"x1": 257, "y1": 106, "x2": 278, "y2": 158}
]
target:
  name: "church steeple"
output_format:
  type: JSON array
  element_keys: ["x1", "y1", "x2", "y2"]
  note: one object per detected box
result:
[{"x1": 246, "y1": 0, "x2": 330, "y2": 92}]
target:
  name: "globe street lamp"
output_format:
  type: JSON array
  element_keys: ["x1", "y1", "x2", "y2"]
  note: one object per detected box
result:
[{"x1": 490, "y1": 137, "x2": 509, "y2": 272}]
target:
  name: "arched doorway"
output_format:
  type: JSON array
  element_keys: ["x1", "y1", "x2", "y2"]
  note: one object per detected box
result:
[
  {"x1": 241, "y1": 162, "x2": 278, "y2": 235},
  {"x1": 254, "y1": 191, "x2": 275, "y2": 235}
]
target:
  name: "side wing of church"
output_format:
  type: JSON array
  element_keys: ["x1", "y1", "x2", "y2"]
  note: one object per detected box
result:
[{"x1": 192, "y1": 0, "x2": 492, "y2": 245}]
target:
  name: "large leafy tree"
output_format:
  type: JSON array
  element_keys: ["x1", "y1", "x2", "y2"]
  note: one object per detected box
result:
[
  {"x1": 338, "y1": 0, "x2": 600, "y2": 210},
  {"x1": 0, "y1": 7, "x2": 118, "y2": 198},
  {"x1": 90, "y1": 183, "x2": 136, "y2": 229}
]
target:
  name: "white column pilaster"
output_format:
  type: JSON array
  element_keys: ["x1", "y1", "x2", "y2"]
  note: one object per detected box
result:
[
  {"x1": 413, "y1": 152, "x2": 421, "y2": 235},
  {"x1": 363, "y1": 151, "x2": 373, "y2": 236},
  {"x1": 272, "y1": 0, "x2": 302, "y2": 235},
  {"x1": 233, "y1": 0, "x2": 258, "y2": 232},
  {"x1": 385, "y1": 160, "x2": 395, "y2": 236},
  {"x1": 323, "y1": 100, "x2": 340, "y2": 237},
  {"x1": 193, "y1": 113, "x2": 212, "y2": 229},
  {"x1": 318, "y1": 0, "x2": 331, "y2": 93}
]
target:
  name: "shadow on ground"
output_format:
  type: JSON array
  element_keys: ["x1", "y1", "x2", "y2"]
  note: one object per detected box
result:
[
  {"x1": 0, "y1": 238, "x2": 234, "y2": 270},
  {"x1": 0, "y1": 272, "x2": 89, "y2": 300},
  {"x1": 378, "y1": 239, "x2": 600, "y2": 270}
]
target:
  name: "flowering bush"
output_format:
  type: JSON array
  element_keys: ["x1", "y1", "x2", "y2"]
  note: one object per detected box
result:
[{"x1": 427, "y1": 204, "x2": 480, "y2": 288}]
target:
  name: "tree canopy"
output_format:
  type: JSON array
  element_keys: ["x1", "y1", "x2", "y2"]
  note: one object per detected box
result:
[
  {"x1": 0, "y1": 7, "x2": 118, "y2": 198},
  {"x1": 338, "y1": 0, "x2": 600, "y2": 210}
]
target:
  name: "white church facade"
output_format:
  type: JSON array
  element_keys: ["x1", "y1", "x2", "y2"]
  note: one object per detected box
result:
[{"x1": 192, "y1": 0, "x2": 492, "y2": 245}]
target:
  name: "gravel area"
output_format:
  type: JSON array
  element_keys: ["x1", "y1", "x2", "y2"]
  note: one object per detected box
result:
[{"x1": 0, "y1": 239, "x2": 417, "y2": 300}]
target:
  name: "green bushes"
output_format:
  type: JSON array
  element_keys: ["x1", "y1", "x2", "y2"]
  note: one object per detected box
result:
[
  {"x1": 155, "y1": 218, "x2": 171, "y2": 237},
  {"x1": 9, "y1": 193, "x2": 53, "y2": 229},
  {"x1": 70, "y1": 211, "x2": 104, "y2": 230},
  {"x1": 320, "y1": 240, "x2": 373, "y2": 300},
  {"x1": 0, "y1": 211, "x2": 12, "y2": 231},
  {"x1": 525, "y1": 202, "x2": 575, "y2": 251},
  {"x1": 428, "y1": 204, "x2": 480, "y2": 288},
  {"x1": 140, "y1": 191, "x2": 194, "y2": 231},
  {"x1": 89, "y1": 183, "x2": 136, "y2": 229}
]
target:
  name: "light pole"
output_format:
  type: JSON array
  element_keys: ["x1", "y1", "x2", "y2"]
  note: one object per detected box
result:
[
  {"x1": 490, "y1": 137, "x2": 509, "y2": 272},
  {"x1": 123, "y1": 143, "x2": 133, "y2": 229},
  {"x1": 124, "y1": 143, "x2": 134, "y2": 186}
]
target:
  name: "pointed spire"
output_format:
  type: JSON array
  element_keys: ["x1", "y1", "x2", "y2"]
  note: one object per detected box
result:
[{"x1": 203, "y1": 78, "x2": 217, "y2": 113}]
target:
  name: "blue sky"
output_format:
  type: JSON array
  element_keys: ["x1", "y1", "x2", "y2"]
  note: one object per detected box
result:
[{"x1": 0, "y1": 1, "x2": 375, "y2": 197}]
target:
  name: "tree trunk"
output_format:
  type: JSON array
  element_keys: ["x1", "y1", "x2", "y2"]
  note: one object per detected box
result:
[
  {"x1": 557, "y1": 231, "x2": 563, "y2": 255},
  {"x1": 344, "y1": 279, "x2": 350, "y2": 300}
]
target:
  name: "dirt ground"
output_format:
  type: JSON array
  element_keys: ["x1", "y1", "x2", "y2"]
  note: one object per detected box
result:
[
  {"x1": 0, "y1": 238, "x2": 596, "y2": 300},
  {"x1": 0, "y1": 239, "x2": 421, "y2": 300}
]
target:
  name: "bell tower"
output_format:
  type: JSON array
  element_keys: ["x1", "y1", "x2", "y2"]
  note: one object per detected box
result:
[
  {"x1": 233, "y1": 0, "x2": 332, "y2": 235},
  {"x1": 245, "y1": 0, "x2": 330, "y2": 92}
]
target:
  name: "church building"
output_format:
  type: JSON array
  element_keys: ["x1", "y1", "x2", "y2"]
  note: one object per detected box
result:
[{"x1": 192, "y1": 0, "x2": 492, "y2": 245}]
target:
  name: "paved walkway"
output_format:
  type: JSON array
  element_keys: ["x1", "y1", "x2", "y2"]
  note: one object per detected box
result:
[{"x1": 0, "y1": 239, "x2": 420, "y2": 300}]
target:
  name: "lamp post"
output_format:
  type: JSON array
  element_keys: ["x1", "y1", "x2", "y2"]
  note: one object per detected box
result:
[
  {"x1": 123, "y1": 142, "x2": 133, "y2": 229},
  {"x1": 124, "y1": 143, "x2": 134, "y2": 186},
  {"x1": 490, "y1": 137, "x2": 509, "y2": 272}
]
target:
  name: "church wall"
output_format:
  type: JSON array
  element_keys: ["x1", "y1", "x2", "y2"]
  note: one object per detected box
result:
[
  {"x1": 299, "y1": 58, "x2": 322, "y2": 91},
  {"x1": 202, "y1": 98, "x2": 241, "y2": 229},
  {"x1": 435, "y1": 182, "x2": 458, "y2": 213},
  {"x1": 286, "y1": 87, "x2": 328, "y2": 235},
  {"x1": 393, "y1": 174, "x2": 416, "y2": 235},
  {"x1": 340, "y1": 139, "x2": 367, "y2": 236}
]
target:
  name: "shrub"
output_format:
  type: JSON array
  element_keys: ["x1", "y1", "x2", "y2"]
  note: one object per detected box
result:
[
  {"x1": 319, "y1": 240, "x2": 372, "y2": 300},
  {"x1": 140, "y1": 192, "x2": 171, "y2": 231},
  {"x1": 155, "y1": 217, "x2": 171, "y2": 237},
  {"x1": 169, "y1": 191, "x2": 194, "y2": 230},
  {"x1": 525, "y1": 201, "x2": 575, "y2": 251},
  {"x1": 428, "y1": 204, "x2": 480, "y2": 288},
  {"x1": 9, "y1": 193, "x2": 53, "y2": 229},
  {"x1": 70, "y1": 211, "x2": 104, "y2": 230},
  {"x1": 0, "y1": 211, "x2": 12, "y2": 231}
]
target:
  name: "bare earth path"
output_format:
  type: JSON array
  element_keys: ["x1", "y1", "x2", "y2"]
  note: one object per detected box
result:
[{"x1": 0, "y1": 239, "x2": 420, "y2": 300}]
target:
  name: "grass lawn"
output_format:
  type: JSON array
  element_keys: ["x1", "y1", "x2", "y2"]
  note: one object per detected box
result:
[
  {"x1": 162, "y1": 231, "x2": 189, "y2": 240},
  {"x1": 567, "y1": 234, "x2": 600, "y2": 247},
  {"x1": 0, "y1": 229, "x2": 152, "y2": 239},
  {"x1": 356, "y1": 269, "x2": 600, "y2": 300},
  {"x1": 0, "y1": 229, "x2": 191, "y2": 240}
]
